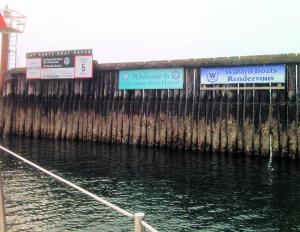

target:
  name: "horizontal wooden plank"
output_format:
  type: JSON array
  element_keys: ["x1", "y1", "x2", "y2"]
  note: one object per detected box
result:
[{"x1": 200, "y1": 86, "x2": 285, "y2": 90}]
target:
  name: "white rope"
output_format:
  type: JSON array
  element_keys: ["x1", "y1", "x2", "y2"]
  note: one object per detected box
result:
[
  {"x1": 141, "y1": 220, "x2": 159, "y2": 232},
  {"x1": 0, "y1": 145, "x2": 134, "y2": 218}
]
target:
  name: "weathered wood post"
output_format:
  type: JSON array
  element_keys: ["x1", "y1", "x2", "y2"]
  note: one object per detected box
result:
[
  {"x1": 134, "y1": 212, "x2": 144, "y2": 232},
  {"x1": 0, "y1": 170, "x2": 6, "y2": 232}
]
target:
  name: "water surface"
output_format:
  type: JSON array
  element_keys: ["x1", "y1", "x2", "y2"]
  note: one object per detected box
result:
[{"x1": 0, "y1": 137, "x2": 300, "y2": 231}]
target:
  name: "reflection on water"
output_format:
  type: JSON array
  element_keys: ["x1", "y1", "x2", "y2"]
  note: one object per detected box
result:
[{"x1": 0, "y1": 137, "x2": 300, "y2": 231}]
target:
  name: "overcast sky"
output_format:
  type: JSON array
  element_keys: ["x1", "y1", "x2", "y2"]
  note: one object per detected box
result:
[{"x1": 2, "y1": 0, "x2": 300, "y2": 66}]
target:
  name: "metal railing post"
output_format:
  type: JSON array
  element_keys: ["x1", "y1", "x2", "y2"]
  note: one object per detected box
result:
[
  {"x1": 0, "y1": 170, "x2": 6, "y2": 232},
  {"x1": 134, "y1": 212, "x2": 144, "y2": 232}
]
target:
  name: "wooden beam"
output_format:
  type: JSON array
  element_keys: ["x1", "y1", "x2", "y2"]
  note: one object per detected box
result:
[
  {"x1": 200, "y1": 86, "x2": 285, "y2": 91},
  {"x1": 0, "y1": 171, "x2": 6, "y2": 232}
]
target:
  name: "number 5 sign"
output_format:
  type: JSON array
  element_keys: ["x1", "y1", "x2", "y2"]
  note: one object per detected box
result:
[{"x1": 75, "y1": 55, "x2": 93, "y2": 78}]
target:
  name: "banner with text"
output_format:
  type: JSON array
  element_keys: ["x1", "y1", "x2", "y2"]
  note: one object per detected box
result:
[
  {"x1": 119, "y1": 68, "x2": 184, "y2": 89},
  {"x1": 200, "y1": 64, "x2": 285, "y2": 84},
  {"x1": 26, "y1": 49, "x2": 93, "y2": 79}
]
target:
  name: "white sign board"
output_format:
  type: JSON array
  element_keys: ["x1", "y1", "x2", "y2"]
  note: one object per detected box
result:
[
  {"x1": 200, "y1": 64, "x2": 285, "y2": 84},
  {"x1": 26, "y1": 58, "x2": 41, "y2": 79},
  {"x1": 75, "y1": 55, "x2": 93, "y2": 78},
  {"x1": 26, "y1": 49, "x2": 93, "y2": 79}
]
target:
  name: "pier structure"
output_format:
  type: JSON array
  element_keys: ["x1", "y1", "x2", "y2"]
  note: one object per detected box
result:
[{"x1": 1, "y1": 53, "x2": 300, "y2": 158}]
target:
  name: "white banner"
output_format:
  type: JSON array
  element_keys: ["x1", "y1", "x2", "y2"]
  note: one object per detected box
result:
[
  {"x1": 26, "y1": 49, "x2": 93, "y2": 79},
  {"x1": 201, "y1": 64, "x2": 285, "y2": 84}
]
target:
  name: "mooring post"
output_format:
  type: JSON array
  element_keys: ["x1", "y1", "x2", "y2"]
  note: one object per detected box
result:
[
  {"x1": 0, "y1": 170, "x2": 6, "y2": 232},
  {"x1": 134, "y1": 212, "x2": 144, "y2": 232}
]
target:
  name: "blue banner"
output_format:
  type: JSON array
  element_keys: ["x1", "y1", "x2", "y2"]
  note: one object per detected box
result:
[
  {"x1": 119, "y1": 68, "x2": 184, "y2": 90},
  {"x1": 201, "y1": 64, "x2": 285, "y2": 84}
]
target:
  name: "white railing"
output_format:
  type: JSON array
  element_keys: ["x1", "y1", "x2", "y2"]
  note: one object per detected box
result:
[
  {"x1": 142, "y1": 220, "x2": 159, "y2": 232},
  {"x1": 0, "y1": 145, "x2": 158, "y2": 232}
]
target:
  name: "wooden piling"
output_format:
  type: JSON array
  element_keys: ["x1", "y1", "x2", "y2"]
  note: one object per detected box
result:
[
  {"x1": 253, "y1": 87, "x2": 261, "y2": 156},
  {"x1": 166, "y1": 89, "x2": 174, "y2": 148},
  {"x1": 33, "y1": 81, "x2": 42, "y2": 138},
  {"x1": 97, "y1": 71, "x2": 105, "y2": 142},
  {"x1": 105, "y1": 72, "x2": 114, "y2": 143},
  {"x1": 131, "y1": 89, "x2": 142, "y2": 145},
  {"x1": 227, "y1": 85, "x2": 238, "y2": 154},
  {"x1": 236, "y1": 85, "x2": 244, "y2": 153},
  {"x1": 0, "y1": 97, "x2": 4, "y2": 136},
  {"x1": 54, "y1": 80, "x2": 64, "y2": 139},
  {"x1": 60, "y1": 80, "x2": 71, "y2": 140},
  {"x1": 140, "y1": 90, "x2": 147, "y2": 146},
  {"x1": 122, "y1": 88, "x2": 131, "y2": 145},
  {"x1": 287, "y1": 65, "x2": 297, "y2": 158},
  {"x1": 0, "y1": 170, "x2": 6, "y2": 232},
  {"x1": 178, "y1": 70, "x2": 186, "y2": 150},
  {"x1": 86, "y1": 77, "x2": 95, "y2": 141},
  {"x1": 2, "y1": 55, "x2": 300, "y2": 158},
  {"x1": 159, "y1": 89, "x2": 168, "y2": 147},
  {"x1": 219, "y1": 89, "x2": 227, "y2": 153},
  {"x1": 111, "y1": 71, "x2": 119, "y2": 144},
  {"x1": 191, "y1": 69, "x2": 199, "y2": 151},
  {"x1": 212, "y1": 84, "x2": 222, "y2": 153},
  {"x1": 296, "y1": 65, "x2": 300, "y2": 157},
  {"x1": 171, "y1": 89, "x2": 179, "y2": 149},
  {"x1": 197, "y1": 83, "x2": 206, "y2": 152},
  {"x1": 279, "y1": 68, "x2": 288, "y2": 157},
  {"x1": 3, "y1": 79, "x2": 13, "y2": 137},
  {"x1": 260, "y1": 84, "x2": 270, "y2": 156},
  {"x1": 184, "y1": 68, "x2": 194, "y2": 150},
  {"x1": 154, "y1": 89, "x2": 161, "y2": 147},
  {"x1": 92, "y1": 73, "x2": 100, "y2": 142},
  {"x1": 270, "y1": 85, "x2": 280, "y2": 157},
  {"x1": 243, "y1": 85, "x2": 254, "y2": 155},
  {"x1": 116, "y1": 86, "x2": 124, "y2": 144},
  {"x1": 65, "y1": 80, "x2": 75, "y2": 140}
]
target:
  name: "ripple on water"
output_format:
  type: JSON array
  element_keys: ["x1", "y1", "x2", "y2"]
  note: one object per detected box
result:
[{"x1": 1, "y1": 137, "x2": 300, "y2": 231}]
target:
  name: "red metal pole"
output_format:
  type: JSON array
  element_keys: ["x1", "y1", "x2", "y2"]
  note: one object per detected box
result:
[{"x1": 0, "y1": 33, "x2": 9, "y2": 95}]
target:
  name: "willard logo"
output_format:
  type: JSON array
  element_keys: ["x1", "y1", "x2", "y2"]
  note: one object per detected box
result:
[
  {"x1": 172, "y1": 70, "x2": 180, "y2": 79},
  {"x1": 122, "y1": 73, "x2": 129, "y2": 81},
  {"x1": 206, "y1": 71, "x2": 219, "y2": 83}
]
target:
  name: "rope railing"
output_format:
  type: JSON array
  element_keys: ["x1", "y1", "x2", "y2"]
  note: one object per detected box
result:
[
  {"x1": 0, "y1": 145, "x2": 158, "y2": 232},
  {"x1": 141, "y1": 220, "x2": 159, "y2": 232}
]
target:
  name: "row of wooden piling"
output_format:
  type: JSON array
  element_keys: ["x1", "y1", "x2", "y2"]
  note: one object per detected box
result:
[{"x1": 0, "y1": 60, "x2": 299, "y2": 158}]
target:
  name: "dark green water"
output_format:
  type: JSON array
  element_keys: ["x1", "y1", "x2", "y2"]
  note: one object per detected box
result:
[{"x1": 0, "y1": 137, "x2": 300, "y2": 232}]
